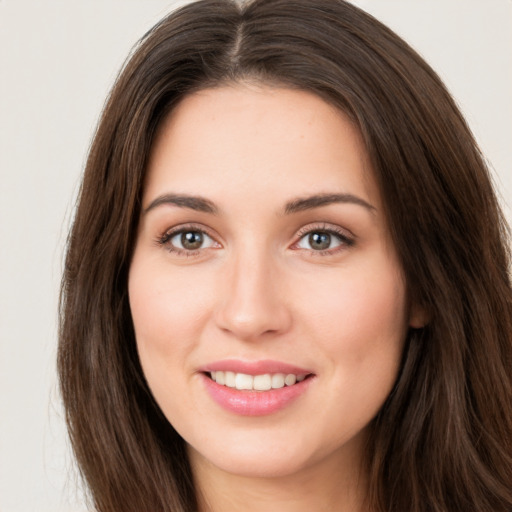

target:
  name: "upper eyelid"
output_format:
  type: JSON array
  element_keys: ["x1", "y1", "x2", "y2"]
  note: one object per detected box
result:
[
  {"x1": 294, "y1": 222, "x2": 355, "y2": 239},
  {"x1": 161, "y1": 222, "x2": 218, "y2": 238}
]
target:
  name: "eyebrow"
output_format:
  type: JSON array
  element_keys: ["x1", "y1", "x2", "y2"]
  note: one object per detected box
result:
[
  {"x1": 144, "y1": 193, "x2": 218, "y2": 214},
  {"x1": 143, "y1": 192, "x2": 376, "y2": 216},
  {"x1": 284, "y1": 193, "x2": 376, "y2": 215}
]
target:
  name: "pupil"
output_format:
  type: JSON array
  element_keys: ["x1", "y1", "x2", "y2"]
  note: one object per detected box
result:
[
  {"x1": 309, "y1": 232, "x2": 331, "y2": 250},
  {"x1": 181, "y1": 231, "x2": 203, "y2": 250}
]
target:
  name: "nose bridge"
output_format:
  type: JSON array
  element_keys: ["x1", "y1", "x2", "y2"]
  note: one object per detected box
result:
[{"x1": 215, "y1": 241, "x2": 290, "y2": 340}]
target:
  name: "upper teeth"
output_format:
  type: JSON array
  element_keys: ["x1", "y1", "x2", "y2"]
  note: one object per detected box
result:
[{"x1": 210, "y1": 371, "x2": 307, "y2": 391}]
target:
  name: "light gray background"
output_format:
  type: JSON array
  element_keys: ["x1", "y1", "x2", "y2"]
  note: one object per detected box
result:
[{"x1": 1, "y1": 1, "x2": 511, "y2": 511}]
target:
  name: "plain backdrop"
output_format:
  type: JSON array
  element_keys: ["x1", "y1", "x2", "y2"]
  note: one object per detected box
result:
[{"x1": 0, "y1": 1, "x2": 511, "y2": 511}]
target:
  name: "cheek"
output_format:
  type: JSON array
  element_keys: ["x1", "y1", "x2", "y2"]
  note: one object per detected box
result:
[
  {"x1": 127, "y1": 255, "x2": 219, "y2": 425},
  {"x1": 299, "y1": 256, "x2": 408, "y2": 375},
  {"x1": 129, "y1": 259, "x2": 211, "y2": 344},
  {"x1": 326, "y1": 251, "x2": 405, "y2": 331},
  {"x1": 127, "y1": 254, "x2": 216, "y2": 393},
  {"x1": 302, "y1": 262, "x2": 408, "y2": 430}
]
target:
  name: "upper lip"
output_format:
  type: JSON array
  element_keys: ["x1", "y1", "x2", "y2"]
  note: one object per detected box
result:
[{"x1": 200, "y1": 359, "x2": 313, "y2": 376}]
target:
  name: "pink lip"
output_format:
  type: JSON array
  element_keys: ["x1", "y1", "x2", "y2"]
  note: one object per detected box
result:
[
  {"x1": 199, "y1": 359, "x2": 315, "y2": 416},
  {"x1": 200, "y1": 359, "x2": 312, "y2": 376}
]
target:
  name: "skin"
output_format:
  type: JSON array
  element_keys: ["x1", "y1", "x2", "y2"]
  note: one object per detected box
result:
[{"x1": 129, "y1": 84, "x2": 425, "y2": 512}]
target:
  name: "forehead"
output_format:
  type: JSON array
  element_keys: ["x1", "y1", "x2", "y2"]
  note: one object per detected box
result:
[{"x1": 144, "y1": 84, "x2": 380, "y2": 211}]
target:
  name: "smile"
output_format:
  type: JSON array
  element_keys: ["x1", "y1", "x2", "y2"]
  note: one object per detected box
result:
[
  {"x1": 209, "y1": 371, "x2": 308, "y2": 391},
  {"x1": 201, "y1": 366, "x2": 315, "y2": 416}
]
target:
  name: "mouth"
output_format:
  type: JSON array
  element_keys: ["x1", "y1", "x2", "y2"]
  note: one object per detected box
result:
[
  {"x1": 206, "y1": 371, "x2": 311, "y2": 391},
  {"x1": 200, "y1": 361, "x2": 315, "y2": 416}
]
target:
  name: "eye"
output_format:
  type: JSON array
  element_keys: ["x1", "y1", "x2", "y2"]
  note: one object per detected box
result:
[
  {"x1": 294, "y1": 225, "x2": 354, "y2": 254},
  {"x1": 171, "y1": 230, "x2": 215, "y2": 250},
  {"x1": 158, "y1": 226, "x2": 219, "y2": 254}
]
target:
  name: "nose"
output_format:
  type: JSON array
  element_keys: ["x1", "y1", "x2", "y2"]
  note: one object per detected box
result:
[{"x1": 214, "y1": 248, "x2": 292, "y2": 341}]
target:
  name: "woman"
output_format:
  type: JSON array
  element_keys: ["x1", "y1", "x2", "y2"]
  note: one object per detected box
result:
[{"x1": 58, "y1": 0, "x2": 512, "y2": 511}]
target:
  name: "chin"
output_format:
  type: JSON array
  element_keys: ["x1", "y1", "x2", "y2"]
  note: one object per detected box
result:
[
  {"x1": 189, "y1": 442, "x2": 314, "y2": 479},
  {"x1": 185, "y1": 423, "x2": 364, "y2": 481}
]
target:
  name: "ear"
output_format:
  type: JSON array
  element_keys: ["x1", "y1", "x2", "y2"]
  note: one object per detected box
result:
[{"x1": 409, "y1": 302, "x2": 429, "y2": 329}]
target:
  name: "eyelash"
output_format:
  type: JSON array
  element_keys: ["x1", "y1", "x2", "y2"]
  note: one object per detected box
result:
[
  {"x1": 293, "y1": 223, "x2": 355, "y2": 255},
  {"x1": 156, "y1": 223, "x2": 355, "y2": 257},
  {"x1": 156, "y1": 223, "x2": 219, "y2": 257}
]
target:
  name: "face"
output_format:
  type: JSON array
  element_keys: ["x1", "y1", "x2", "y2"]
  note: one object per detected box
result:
[{"x1": 129, "y1": 85, "x2": 419, "y2": 480}]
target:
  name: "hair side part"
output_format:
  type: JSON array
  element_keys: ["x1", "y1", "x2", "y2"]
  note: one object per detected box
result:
[{"x1": 58, "y1": 1, "x2": 512, "y2": 511}]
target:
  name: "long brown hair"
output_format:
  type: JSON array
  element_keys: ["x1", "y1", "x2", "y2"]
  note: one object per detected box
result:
[{"x1": 58, "y1": 1, "x2": 512, "y2": 510}]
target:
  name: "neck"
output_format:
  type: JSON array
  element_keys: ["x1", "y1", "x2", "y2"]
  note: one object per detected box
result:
[{"x1": 189, "y1": 442, "x2": 370, "y2": 512}]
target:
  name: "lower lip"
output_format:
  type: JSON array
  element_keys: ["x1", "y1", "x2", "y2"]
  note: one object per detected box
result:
[{"x1": 201, "y1": 374, "x2": 313, "y2": 416}]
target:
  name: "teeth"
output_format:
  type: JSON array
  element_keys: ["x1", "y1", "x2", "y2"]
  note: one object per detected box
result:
[
  {"x1": 235, "y1": 373, "x2": 253, "y2": 390},
  {"x1": 209, "y1": 371, "x2": 308, "y2": 391},
  {"x1": 284, "y1": 374, "x2": 297, "y2": 386},
  {"x1": 271, "y1": 373, "x2": 285, "y2": 389},
  {"x1": 253, "y1": 374, "x2": 272, "y2": 391},
  {"x1": 225, "y1": 371, "x2": 236, "y2": 388}
]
